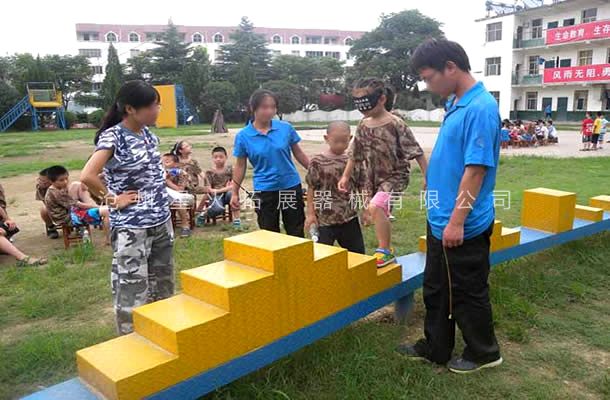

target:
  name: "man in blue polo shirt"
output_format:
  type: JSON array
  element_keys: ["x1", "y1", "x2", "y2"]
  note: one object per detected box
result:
[{"x1": 396, "y1": 39, "x2": 502, "y2": 373}]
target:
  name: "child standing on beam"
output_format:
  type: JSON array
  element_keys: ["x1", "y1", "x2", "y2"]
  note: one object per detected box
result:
[{"x1": 338, "y1": 78, "x2": 428, "y2": 267}]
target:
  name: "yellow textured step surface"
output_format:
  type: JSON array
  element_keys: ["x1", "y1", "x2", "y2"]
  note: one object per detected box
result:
[
  {"x1": 574, "y1": 204, "x2": 604, "y2": 222},
  {"x1": 589, "y1": 195, "x2": 610, "y2": 211},
  {"x1": 181, "y1": 260, "x2": 274, "y2": 311},
  {"x1": 418, "y1": 235, "x2": 427, "y2": 253},
  {"x1": 347, "y1": 252, "x2": 378, "y2": 302},
  {"x1": 521, "y1": 187, "x2": 576, "y2": 233},
  {"x1": 133, "y1": 294, "x2": 229, "y2": 356},
  {"x1": 490, "y1": 220, "x2": 504, "y2": 252},
  {"x1": 224, "y1": 230, "x2": 313, "y2": 273},
  {"x1": 77, "y1": 333, "x2": 180, "y2": 400},
  {"x1": 374, "y1": 262, "x2": 402, "y2": 292},
  {"x1": 308, "y1": 244, "x2": 351, "y2": 322},
  {"x1": 500, "y1": 227, "x2": 521, "y2": 248}
]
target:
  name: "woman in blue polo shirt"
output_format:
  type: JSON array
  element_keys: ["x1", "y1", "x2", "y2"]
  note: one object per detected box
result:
[{"x1": 230, "y1": 89, "x2": 309, "y2": 237}]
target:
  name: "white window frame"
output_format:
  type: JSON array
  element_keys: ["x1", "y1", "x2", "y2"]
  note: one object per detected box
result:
[
  {"x1": 582, "y1": 8, "x2": 597, "y2": 24},
  {"x1": 291, "y1": 35, "x2": 300, "y2": 45},
  {"x1": 485, "y1": 57, "x2": 502, "y2": 76},
  {"x1": 344, "y1": 37, "x2": 354, "y2": 46},
  {"x1": 192, "y1": 32, "x2": 204, "y2": 43},
  {"x1": 272, "y1": 35, "x2": 282, "y2": 44},
  {"x1": 128, "y1": 32, "x2": 140, "y2": 42},
  {"x1": 486, "y1": 22, "x2": 502, "y2": 42},
  {"x1": 578, "y1": 50, "x2": 593, "y2": 66},
  {"x1": 105, "y1": 31, "x2": 118, "y2": 42},
  {"x1": 213, "y1": 33, "x2": 224, "y2": 43},
  {"x1": 526, "y1": 92, "x2": 538, "y2": 110}
]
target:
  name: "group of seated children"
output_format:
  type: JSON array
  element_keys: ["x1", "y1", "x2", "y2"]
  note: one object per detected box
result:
[
  {"x1": 501, "y1": 119, "x2": 557, "y2": 148},
  {"x1": 37, "y1": 166, "x2": 109, "y2": 244},
  {"x1": 161, "y1": 143, "x2": 241, "y2": 238}
]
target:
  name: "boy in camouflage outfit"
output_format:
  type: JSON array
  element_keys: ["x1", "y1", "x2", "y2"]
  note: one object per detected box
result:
[{"x1": 305, "y1": 121, "x2": 365, "y2": 253}]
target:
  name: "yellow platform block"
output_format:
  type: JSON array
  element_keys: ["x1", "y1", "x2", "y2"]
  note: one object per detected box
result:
[
  {"x1": 490, "y1": 220, "x2": 504, "y2": 252},
  {"x1": 521, "y1": 188, "x2": 576, "y2": 233},
  {"x1": 78, "y1": 230, "x2": 402, "y2": 400},
  {"x1": 500, "y1": 227, "x2": 521, "y2": 249},
  {"x1": 575, "y1": 204, "x2": 604, "y2": 222},
  {"x1": 77, "y1": 334, "x2": 181, "y2": 400},
  {"x1": 589, "y1": 195, "x2": 610, "y2": 212},
  {"x1": 418, "y1": 235, "x2": 427, "y2": 253}
]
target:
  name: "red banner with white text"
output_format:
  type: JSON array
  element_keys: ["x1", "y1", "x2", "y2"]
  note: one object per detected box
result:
[
  {"x1": 543, "y1": 64, "x2": 610, "y2": 84},
  {"x1": 546, "y1": 20, "x2": 610, "y2": 45}
]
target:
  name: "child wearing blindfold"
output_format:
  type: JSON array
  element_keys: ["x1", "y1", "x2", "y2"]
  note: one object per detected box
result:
[{"x1": 339, "y1": 78, "x2": 428, "y2": 267}]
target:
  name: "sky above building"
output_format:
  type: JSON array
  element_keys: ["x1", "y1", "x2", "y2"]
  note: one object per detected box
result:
[{"x1": 1, "y1": 0, "x2": 489, "y2": 57}]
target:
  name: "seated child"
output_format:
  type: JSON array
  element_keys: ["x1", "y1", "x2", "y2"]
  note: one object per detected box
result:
[
  {"x1": 305, "y1": 121, "x2": 365, "y2": 254},
  {"x1": 44, "y1": 165, "x2": 109, "y2": 239},
  {"x1": 535, "y1": 119, "x2": 547, "y2": 145},
  {"x1": 204, "y1": 146, "x2": 241, "y2": 227},
  {"x1": 0, "y1": 182, "x2": 47, "y2": 266},
  {"x1": 162, "y1": 153, "x2": 195, "y2": 237},
  {"x1": 546, "y1": 120, "x2": 558, "y2": 143},
  {"x1": 500, "y1": 121, "x2": 511, "y2": 149},
  {"x1": 36, "y1": 167, "x2": 59, "y2": 239}
]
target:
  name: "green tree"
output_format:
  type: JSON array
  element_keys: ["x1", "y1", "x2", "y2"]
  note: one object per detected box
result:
[
  {"x1": 201, "y1": 81, "x2": 238, "y2": 121},
  {"x1": 348, "y1": 10, "x2": 444, "y2": 96},
  {"x1": 262, "y1": 80, "x2": 302, "y2": 118},
  {"x1": 217, "y1": 17, "x2": 271, "y2": 104},
  {"x1": 125, "y1": 51, "x2": 153, "y2": 81},
  {"x1": 180, "y1": 47, "x2": 211, "y2": 114},
  {"x1": 101, "y1": 43, "x2": 124, "y2": 109},
  {"x1": 148, "y1": 20, "x2": 190, "y2": 84},
  {"x1": 10, "y1": 54, "x2": 51, "y2": 94},
  {"x1": 42, "y1": 54, "x2": 92, "y2": 110}
]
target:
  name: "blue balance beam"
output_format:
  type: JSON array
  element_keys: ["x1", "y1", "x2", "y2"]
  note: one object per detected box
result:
[{"x1": 22, "y1": 213, "x2": 610, "y2": 400}]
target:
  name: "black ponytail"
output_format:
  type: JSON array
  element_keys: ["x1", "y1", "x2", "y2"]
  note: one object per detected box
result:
[
  {"x1": 94, "y1": 80, "x2": 160, "y2": 145},
  {"x1": 384, "y1": 87, "x2": 395, "y2": 112}
]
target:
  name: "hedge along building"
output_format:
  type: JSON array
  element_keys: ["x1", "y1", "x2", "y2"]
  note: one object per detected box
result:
[
  {"x1": 74, "y1": 23, "x2": 364, "y2": 92},
  {"x1": 473, "y1": 0, "x2": 610, "y2": 121}
]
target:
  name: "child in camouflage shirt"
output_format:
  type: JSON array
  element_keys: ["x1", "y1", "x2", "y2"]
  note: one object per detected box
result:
[
  {"x1": 339, "y1": 78, "x2": 428, "y2": 267},
  {"x1": 305, "y1": 121, "x2": 365, "y2": 253},
  {"x1": 162, "y1": 153, "x2": 194, "y2": 237},
  {"x1": 204, "y1": 146, "x2": 241, "y2": 227}
]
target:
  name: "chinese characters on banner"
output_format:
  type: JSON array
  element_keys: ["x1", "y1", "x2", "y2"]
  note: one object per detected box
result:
[
  {"x1": 543, "y1": 64, "x2": 610, "y2": 83},
  {"x1": 546, "y1": 20, "x2": 610, "y2": 44}
]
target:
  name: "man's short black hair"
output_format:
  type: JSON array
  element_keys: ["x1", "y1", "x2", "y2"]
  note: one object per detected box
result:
[
  {"x1": 411, "y1": 38, "x2": 471, "y2": 73},
  {"x1": 212, "y1": 146, "x2": 227, "y2": 156},
  {"x1": 597, "y1": 112, "x2": 603, "y2": 117},
  {"x1": 46, "y1": 165, "x2": 69, "y2": 182}
]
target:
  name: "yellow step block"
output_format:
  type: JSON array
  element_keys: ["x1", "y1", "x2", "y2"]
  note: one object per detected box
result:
[
  {"x1": 223, "y1": 230, "x2": 313, "y2": 274},
  {"x1": 490, "y1": 220, "x2": 504, "y2": 252},
  {"x1": 589, "y1": 195, "x2": 610, "y2": 212},
  {"x1": 500, "y1": 227, "x2": 521, "y2": 249},
  {"x1": 373, "y1": 262, "x2": 402, "y2": 293},
  {"x1": 77, "y1": 333, "x2": 181, "y2": 400},
  {"x1": 521, "y1": 188, "x2": 576, "y2": 233},
  {"x1": 418, "y1": 235, "x2": 427, "y2": 253},
  {"x1": 574, "y1": 204, "x2": 604, "y2": 222}
]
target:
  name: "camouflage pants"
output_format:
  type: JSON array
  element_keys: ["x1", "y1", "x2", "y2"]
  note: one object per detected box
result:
[{"x1": 110, "y1": 219, "x2": 175, "y2": 335}]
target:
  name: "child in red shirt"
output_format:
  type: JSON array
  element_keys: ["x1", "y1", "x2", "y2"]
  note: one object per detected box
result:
[{"x1": 580, "y1": 112, "x2": 594, "y2": 151}]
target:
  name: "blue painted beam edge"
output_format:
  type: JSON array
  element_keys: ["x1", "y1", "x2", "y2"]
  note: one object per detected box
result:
[{"x1": 21, "y1": 214, "x2": 610, "y2": 400}]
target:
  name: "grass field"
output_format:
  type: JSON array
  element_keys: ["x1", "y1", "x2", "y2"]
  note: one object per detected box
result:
[{"x1": 1, "y1": 153, "x2": 609, "y2": 399}]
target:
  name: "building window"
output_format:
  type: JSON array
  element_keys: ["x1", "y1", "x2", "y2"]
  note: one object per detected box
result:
[
  {"x1": 291, "y1": 50, "x2": 300, "y2": 56},
  {"x1": 146, "y1": 32, "x2": 162, "y2": 42},
  {"x1": 578, "y1": 50, "x2": 593, "y2": 66},
  {"x1": 214, "y1": 49, "x2": 222, "y2": 60},
  {"x1": 78, "y1": 48, "x2": 101, "y2": 58},
  {"x1": 81, "y1": 32, "x2": 99, "y2": 42},
  {"x1": 531, "y1": 19, "x2": 542, "y2": 39},
  {"x1": 192, "y1": 33, "x2": 203, "y2": 43},
  {"x1": 130, "y1": 49, "x2": 141, "y2": 58},
  {"x1": 582, "y1": 8, "x2": 597, "y2": 23},
  {"x1": 324, "y1": 51, "x2": 341, "y2": 59},
  {"x1": 344, "y1": 37, "x2": 354, "y2": 46},
  {"x1": 291, "y1": 36, "x2": 300, "y2": 44},
  {"x1": 486, "y1": 22, "x2": 502, "y2": 42},
  {"x1": 574, "y1": 90, "x2": 588, "y2": 111},
  {"x1": 547, "y1": 21, "x2": 558, "y2": 29},
  {"x1": 485, "y1": 57, "x2": 501, "y2": 76},
  {"x1": 559, "y1": 58, "x2": 571, "y2": 67},
  {"x1": 129, "y1": 32, "x2": 140, "y2": 42},
  {"x1": 305, "y1": 51, "x2": 324, "y2": 58},
  {"x1": 305, "y1": 36, "x2": 322, "y2": 44},
  {"x1": 324, "y1": 37, "x2": 338, "y2": 45},
  {"x1": 490, "y1": 91, "x2": 500, "y2": 107},
  {"x1": 92, "y1": 82, "x2": 102, "y2": 91},
  {"x1": 213, "y1": 33, "x2": 224, "y2": 43},
  {"x1": 106, "y1": 32, "x2": 117, "y2": 42},
  {"x1": 563, "y1": 18, "x2": 575, "y2": 26},
  {"x1": 92, "y1": 65, "x2": 103, "y2": 74},
  {"x1": 526, "y1": 92, "x2": 538, "y2": 110},
  {"x1": 272, "y1": 35, "x2": 282, "y2": 44},
  {"x1": 528, "y1": 55, "x2": 539, "y2": 75}
]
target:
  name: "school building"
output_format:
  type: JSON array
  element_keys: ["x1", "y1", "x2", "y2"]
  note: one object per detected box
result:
[
  {"x1": 473, "y1": 0, "x2": 610, "y2": 121},
  {"x1": 74, "y1": 23, "x2": 364, "y2": 92}
]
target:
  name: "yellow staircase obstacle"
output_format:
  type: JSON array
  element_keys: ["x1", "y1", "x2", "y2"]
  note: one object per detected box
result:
[
  {"x1": 77, "y1": 230, "x2": 401, "y2": 400},
  {"x1": 575, "y1": 204, "x2": 604, "y2": 222},
  {"x1": 589, "y1": 195, "x2": 610, "y2": 211}
]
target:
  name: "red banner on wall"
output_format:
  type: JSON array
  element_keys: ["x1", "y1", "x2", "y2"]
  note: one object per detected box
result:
[
  {"x1": 546, "y1": 20, "x2": 610, "y2": 45},
  {"x1": 543, "y1": 64, "x2": 610, "y2": 84}
]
